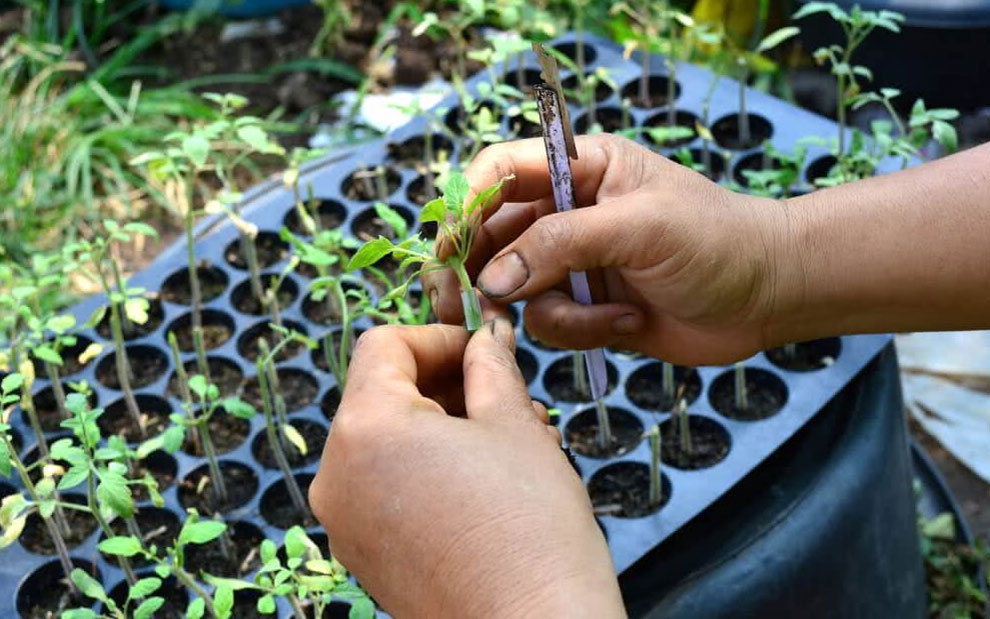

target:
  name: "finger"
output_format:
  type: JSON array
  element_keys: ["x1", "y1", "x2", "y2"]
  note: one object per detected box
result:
[
  {"x1": 532, "y1": 400, "x2": 549, "y2": 424},
  {"x1": 343, "y1": 325, "x2": 470, "y2": 415},
  {"x1": 421, "y1": 262, "x2": 465, "y2": 324},
  {"x1": 479, "y1": 294, "x2": 511, "y2": 323},
  {"x1": 476, "y1": 197, "x2": 650, "y2": 303},
  {"x1": 463, "y1": 317, "x2": 536, "y2": 424},
  {"x1": 523, "y1": 290, "x2": 646, "y2": 350}
]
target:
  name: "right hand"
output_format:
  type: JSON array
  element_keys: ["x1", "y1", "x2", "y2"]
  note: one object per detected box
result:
[{"x1": 422, "y1": 134, "x2": 796, "y2": 366}]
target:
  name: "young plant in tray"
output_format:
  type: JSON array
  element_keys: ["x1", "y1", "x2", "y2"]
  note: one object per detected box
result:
[{"x1": 348, "y1": 171, "x2": 513, "y2": 332}]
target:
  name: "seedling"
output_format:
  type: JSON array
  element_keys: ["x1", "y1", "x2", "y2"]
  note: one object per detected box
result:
[
  {"x1": 63, "y1": 567, "x2": 168, "y2": 619},
  {"x1": 646, "y1": 423, "x2": 663, "y2": 508},
  {"x1": 675, "y1": 396, "x2": 691, "y2": 456},
  {"x1": 348, "y1": 171, "x2": 512, "y2": 332},
  {"x1": 414, "y1": 0, "x2": 489, "y2": 83},
  {"x1": 734, "y1": 361, "x2": 748, "y2": 411}
]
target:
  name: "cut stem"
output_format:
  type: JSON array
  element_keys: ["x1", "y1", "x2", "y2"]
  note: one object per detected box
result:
[
  {"x1": 648, "y1": 425, "x2": 663, "y2": 507},
  {"x1": 734, "y1": 361, "x2": 748, "y2": 411},
  {"x1": 451, "y1": 259, "x2": 483, "y2": 332}
]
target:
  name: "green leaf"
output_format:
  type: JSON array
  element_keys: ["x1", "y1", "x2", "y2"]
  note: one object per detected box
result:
[
  {"x1": 0, "y1": 440, "x2": 9, "y2": 478},
  {"x1": 215, "y1": 584, "x2": 234, "y2": 619},
  {"x1": 186, "y1": 597, "x2": 205, "y2": 619},
  {"x1": 346, "y1": 237, "x2": 395, "y2": 271},
  {"x1": 178, "y1": 519, "x2": 227, "y2": 546},
  {"x1": 62, "y1": 610, "x2": 98, "y2": 619},
  {"x1": 349, "y1": 597, "x2": 376, "y2": 619},
  {"x1": 46, "y1": 314, "x2": 76, "y2": 334},
  {"x1": 182, "y1": 135, "x2": 210, "y2": 168},
  {"x1": 257, "y1": 594, "x2": 276, "y2": 614},
  {"x1": 466, "y1": 176, "x2": 510, "y2": 217},
  {"x1": 71, "y1": 568, "x2": 108, "y2": 603},
  {"x1": 203, "y1": 574, "x2": 259, "y2": 591},
  {"x1": 283, "y1": 423, "x2": 308, "y2": 456},
  {"x1": 260, "y1": 539, "x2": 277, "y2": 564},
  {"x1": 188, "y1": 375, "x2": 208, "y2": 400},
  {"x1": 58, "y1": 465, "x2": 89, "y2": 491},
  {"x1": 932, "y1": 120, "x2": 958, "y2": 153},
  {"x1": 99, "y1": 535, "x2": 143, "y2": 557},
  {"x1": 284, "y1": 525, "x2": 310, "y2": 560},
  {"x1": 162, "y1": 425, "x2": 185, "y2": 453},
  {"x1": 134, "y1": 597, "x2": 166, "y2": 619},
  {"x1": 756, "y1": 26, "x2": 800, "y2": 53},
  {"x1": 129, "y1": 577, "x2": 162, "y2": 600},
  {"x1": 97, "y1": 469, "x2": 134, "y2": 518},
  {"x1": 124, "y1": 298, "x2": 150, "y2": 325},
  {"x1": 374, "y1": 202, "x2": 408, "y2": 239},
  {"x1": 420, "y1": 197, "x2": 446, "y2": 224},
  {"x1": 222, "y1": 397, "x2": 256, "y2": 420},
  {"x1": 443, "y1": 172, "x2": 470, "y2": 214},
  {"x1": 1, "y1": 373, "x2": 23, "y2": 394},
  {"x1": 123, "y1": 223, "x2": 159, "y2": 239}
]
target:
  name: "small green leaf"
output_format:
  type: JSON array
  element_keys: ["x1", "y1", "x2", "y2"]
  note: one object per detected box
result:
[
  {"x1": 58, "y1": 465, "x2": 89, "y2": 491},
  {"x1": 128, "y1": 576, "x2": 162, "y2": 600},
  {"x1": 0, "y1": 440, "x2": 9, "y2": 478},
  {"x1": 124, "y1": 298, "x2": 150, "y2": 325},
  {"x1": 346, "y1": 237, "x2": 395, "y2": 271},
  {"x1": 443, "y1": 172, "x2": 470, "y2": 214},
  {"x1": 134, "y1": 597, "x2": 166, "y2": 619},
  {"x1": 162, "y1": 425, "x2": 186, "y2": 453},
  {"x1": 283, "y1": 423, "x2": 308, "y2": 456},
  {"x1": 31, "y1": 344, "x2": 62, "y2": 366},
  {"x1": 466, "y1": 176, "x2": 511, "y2": 217},
  {"x1": 99, "y1": 535, "x2": 143, "y2": 557},
  {"x1": 71, "y1": 568, "x2": 108, "y2": 603},
  {"x1": 756, "y1": 26, "x2": 800, "y2": 53},
  {"x1": 260, "y1": 539, "x2": 277, "y2": 563},
  {"x1": 222, "y1": 397, "x2": 256, "y2": 420},
  {"x1": 284, "y1": 525, "x2": 310, "y2": 560},
  {"x1": 182, "y1": 135, "x2": 210, "y2": 168},
  {"x1": 62, "y1": 610, "x2": 98, "y2": 619},
  {"x1": 188, "y1": 375, "x2": 208, "y2": 400},
  {"x1": 97, "y1": 469, "x2": 134, "y2": 518},
  {"x1": 373, "y1": 202, "x2": 408, "y2": 239},
  {"x1": 349, "y1": 597, "x2": 376, "y2": 619},
  {"x1": 122, "y1": 223, "x2": 159, "y2": 239},
  {"x1": 1, "y1": 373, "x2": 23, "y2": 394},
  {"x1": 932, "y1": 120, "x2": 958, "y2": 153},
  {"x1": 215, "y1": 584, "x2": 234, "y2": 619},
  {"x1": 178, "y1": 519, "x2": 227, "y2": 546},
  {"x1": 186, "y1": 596, "x2": 205, "y2": 619},
  {"x1": 420, "y1": 197, "x2": 446, "y2": 224}
]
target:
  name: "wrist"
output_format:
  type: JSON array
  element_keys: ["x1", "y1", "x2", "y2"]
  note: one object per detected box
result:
[{"x1": 757, "y1": 194, "x2": 815, "y2": 348}]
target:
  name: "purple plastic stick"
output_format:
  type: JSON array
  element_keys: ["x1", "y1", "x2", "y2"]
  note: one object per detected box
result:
[{"x1": 533, "y1": 84, "x2": 610, "y2": 404}]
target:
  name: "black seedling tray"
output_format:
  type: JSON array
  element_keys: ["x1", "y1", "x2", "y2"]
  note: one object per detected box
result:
[{"x1": 0, "y1": 33, "x2": 892, "y2": 615}]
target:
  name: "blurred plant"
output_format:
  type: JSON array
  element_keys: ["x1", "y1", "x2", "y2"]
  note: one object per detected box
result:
[{"x1": 310, "y1": 0, "x2": 353, "y2": 57}]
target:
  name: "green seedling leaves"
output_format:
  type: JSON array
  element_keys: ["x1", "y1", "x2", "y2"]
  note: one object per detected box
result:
[
  {"x1": 186, "y1": 596, "x2": 206, "y2": 619},
  {"x1": 257, "y1": 594, "x2": 277, "y2": 614},
  {"x1": 99, "y1": 535, "x2": 144, "y2": 557},
  {"x1": 71, "y1": 568, "x2": 109, "y2": 603},
  {"x1": 0, "y1": 441, "x2": 9, "y2": 478},
  {"x1": 419, "y1": 198, "x2": 446, "y2": 224},
  {"x1": 178, "y1": 519, "x2": 227, "y2": 545},
  {"x1": 134, "y1": 597, "x2": 166, "y2": 619},
  {"x1": 97, "y1": 468, "x2": 134, "y2": 518},
  {"x1": 129, "y1": 576, "x2": 163, "y2": 600},
  {"x1": 283, "y1": 424, "x2": 308, "y2": 456},
  {"x1": 63, "y1": 610, "x2": 98, "y2": 619},
  {"x1": 223, "y1": 397, "x2": 256, "y2": 420},
  {"x1": 756, "y1": 26, "x2": 800, "y2": 54},
  {"x1": 374, "y1": 202, "x2": 409, "y2": 239},
  {"x1": 215, "y1": 583, "x2": 234, "y2": 619},
  {"x1": 466, "y1": 175, "x2": 511, "y2": 217},
  {"x1": 443, "y1": 173, "x2": 471, "y2": 214},
  {"x1": 347, "y1": 237, "x2": 395, "y2": 271},
  {"x1": 182, "y1": 135, "x2": 210, "y2": 167}
]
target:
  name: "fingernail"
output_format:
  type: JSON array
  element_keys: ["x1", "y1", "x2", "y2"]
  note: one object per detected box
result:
[
  {"x1": 613, "y1": 313, "x2": 641, "y2": 335},
  {"x1": 491, "y1": 316, "x2": 515, "y2": 351},
  {"x1": 477, "y1": 252, "x2": 528, "y2": 298},
  {"x1": 428, "y1": 287, "x2": 439, "y2": 312}
]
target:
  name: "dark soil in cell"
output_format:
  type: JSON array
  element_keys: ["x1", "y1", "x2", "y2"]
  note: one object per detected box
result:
[
  {"x1": 130, "y1": 451, "x2": 178, "y2": 503},
  {"x1": 296, "y1": 249, "x2": 351, "y2": 279},
  {"x1": 99, "y1": 395, "x2": 172, "y2": 442},
  {"x1": 562, "y1": 73, "x2": 615, "y2": 104},
  {"x1": 17, "y1": 558, "x2": 99, "y2": 619},
  {"x1": 311, "y1": 601, "x2": 354, "y2": 618},
  {"x1": 302, "y1": 283, "x2": 365, "y2": 325},
  {"x1": 419, "y1": 220, "x2": 438, "y2": 239},
  {"x1": 574, "y1": 107, "x2": 626, "y2": 134},
  {"x1": 167, "y1": 309, "x2": 235, "y2": 352},
  {"x1": 552, "y1": 41, "x2": 598, "y2": 66},
  {"x1": 625, "y1": 362, "x2": 702, "y2": 412},
  {"x1": 370, "y1": 290, "x2": 429, "y2": 326},
  {"x1": 805, "y1": 154, "x2": 839, "y2": 185},
  {"x1": 178, "y1": 461, "x2": 258, "y2": 515},
  {"x1": 31, "y1": 335, "x2": 96, "y2": 377},
  {"x1": 21, "y1": 494, "x2": 96, "y2": 554},
  {"x1": 387, "y1": 133, "x2": 454, "y2": 169},
  {"x1": 160, "y1": 264, "x2": 229, "y2": 305},
  {"x1": 184, "y1": 520, "x2": 265, "y2": 578},
  {"x1": 107, "y1": 574, "x2": 188, "y2": 619},
  {"x1": 283, "y1": 200, "x2": 348, "y2": 235},
  {"x1": 351, "y1": 204, "x2": 414, "y2": 241},
  {"x1": 260, "y1": 474, "x2": 316, "y2": 529},
  {"x1": 711, "y1": 113, "x2": 773, "y2": 150},
  {"x1": 733, "y1": 151, "x2": 783, "y2": 188},
  {"x1": 620, "y1": 75, "x2": 681, "y2": 108},
  {"x1": 589, "y1": 461, "x2": 669, "y2": 518},
  {"x1": 445, "y1": 100, "x2": 499, "y2": 132},
  {"x1": 167, "y1": 356, "x2": 244, "y2": 399},
  {"x1": 95, "y1": 345, "x2": 169, "y2": 390},
  {"x1": 503, "y1": 68, "x2": 543, "y2": 94},
  {"x1": 0, "y1": 481, "x2": 15, "y2": 499},
  {"x1": 644, "y1": 109, "x2": 700, "y2": 148},
  {"x1": 516, "y1": 348, "x2": 539, "y2": 385},
  {"x1": 406, "y1": 174, "x2": 439, "y2": 206},
  {"x1": 709, "y1": 367, "x2": 788, "y2": 421},
  {"x1": 101, "y1": 507, "x2": 180, "y2": 568},
  {"x1": 237, "y1": 319, "x2": 308, "y2": 362},
  {"x1": 183, "y1": 412, "x2": 250, "y2": 456},
  {"x1": 231, "y1": 590, "x2": 268, "y2": 619},
  {"x1": 31, "y1": 385, "x2": 97, "y2": 432},
  {"x1": 225, "y1": 232, "x2": 290, "y2": 270},
  {"x1": 766, "y1": 337, "x2": 841, "y2": 371},
  {"x1": 565, "y1": 407, "x2": 643, "y2": 459},
  {"x1": 95, "y1": 297, "x2": 165, "y2": 341},
  {"x1": 675, "y1": 147, "x2": 727, "y2": 181},
  {"x1": 341, "y1": 166, "x2": 402, "y2": 202},
  {"x1": 543, "y1": 356, "x2": 617, "y2": 402},
  {"x1": 510, "y1": 114, "x2": 543, "y2": 138},
  {"x1": 661, "y1": 415, "x2": 732, "y2": 470},
  {"x1": 321, "y1": 387, "x2": 342, "y2": 421},
  {"x1": 231, "y1": 275, "x2": 299, "y2": 315},
  {"x1": 252, "y1": 420, "x2": 327, "y2": 469},
  {"x1": 241, "y1": 368, "x2": 318, "y2": 413}
]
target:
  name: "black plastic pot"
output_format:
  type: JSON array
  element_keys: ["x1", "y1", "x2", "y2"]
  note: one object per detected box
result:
[
  {"x1": 797, "y1": 0, "x2": 990, "y2": 110},
  {"x1": 0, "y1": 34, "x2": 930, "y2": 617}
]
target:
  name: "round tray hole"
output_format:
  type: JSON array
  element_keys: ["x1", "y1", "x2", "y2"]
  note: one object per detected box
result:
[
  {"x1": 167, "y1": 356, "x2": 243, "y2": 399},
  {"x1": 31, "y1": 384, "x2": 97, "y2": 432},
  {"x1": 17, "y1": 558, "x2": 101, "y2": 618},
  {"x1": 562, "y1": 73, "x2": 615, "y2": 104},
  {"x1": 160, "y1": 264, "x2": 229, "y2": 305},
  {"x1": 341, "y1": 166, "x2": 402, "y2": 202},
  {"x1": 237, "y1": 319, "x2": 309, "y2": 362},
  {"x1": 574, "y1": 107, "x2": 625, "y2": 134},
  {"x1": 709, "y1": 367, "x2": 788, "y2": 421},
  {"x1": 552, "y1": 41, "x2": 598, "y2": 66},
  {"x1": 620, "y1": 75, "x2": 681, "y2": 108},
  {"x1": 711, "y1": 113, "x2": 773, "y2": 150},
  {"x1": 351, "y1": 204, "x2": 415, "y2": 242},
  {"x1": 95, "y1": 344, "x2": 169, "y2": 390},
  {"x1": 510, "y1": 113, "x2": 543, "y2": 138},
  {"x1": 321, "y1": 386, "x2": 341, "y2": 421},
  {"x1": 260, "y1": 473, "x2": 316, "y2": 529},
  {"x1": 99, "y1": 506, "x2": 179, "y2": 568},
  {"x1": 95, "y1": 297, "x2": 164, "y2": 341},
  {"x1": 766, "y1": 337, "x2": 841, "y2": 372},
  {"x1": 643, "y1": 109, "x2": 700, "y2": 148},
  {"x1": 406, "y1": 174, "x2": 438, "y2": 206},
  {"x1": 805, "y1": 154, "x2": 838, "y2": 185},
  {"x1": 387, "y1": 133, "x2": 455, "y2": 169},
  {"x1": 503, "y1": 67, "x2": 543, "y2": 94},
  {"x1": 252, "y1": 419, "x2": 327, "y2": 469},
  {"x1": 625, "y1": 362, "x2": 702, "y2": 412},
  {"x1": 283, "y1": 199, "x2": 347, "y2": 235},
  {"x1": 100, "y1": 394, "x2": 173, "y2": 442},
  {"x1": 241, "y1": 368, "x2": 319, "y2": 414},
  {"x1": 21, "y1": 493, "x2": 96, "y2": 555},
  {"x1": 166, "y1": 308, "x2": 235, "y2": 352},
  {"x1": 302, "y1": 282, "x2": 366, "y2": 326},
  {"x1": 565, "y1": 406, "x2": 643, "y2": 459},
  {"x1": 182, "y1": 410, "x2": 250, "y2": 456},
  {"x1": 588, "y1": 461, "x2": 670, "y2": 518},
  {"x1": 184, "y1": 520, "x2": 266, "y2": 578},
  {"x1": 30, "y1": 334, "x2": 97, "y2": 377},
  {"x1": 445, "y1": 100, "x2": 499, "y2": 132},
  {"x1": 131, "y1": 450, "x2": 178, "y2": 503},
  {"x1": 178, "y1": 461, "x2": 259, "y2": 515},
  {"x1": 230, "y1": 273, "x2": 299, "y2": 316},
  {"x1": 516, "y1": 347, "x2": 539, "y2": 386},
  {"x1": 733, "y1": 150, "x2": 783, "y2": 188},
  {"x1": 660, "y1": 414, "x2": 731, "y2": 470},
  {"x1": 106, "y1": 573, "x2": 188, "y2": 617},
  {"x1": 225, "y1": 231, "x2": 290, "y2": 270},
  {"x1": 543, "y1": 356, "x2": 618, "y2": 403},
  {"x1": 312, "y1": 329, "x2": 361, "y2": 373}
]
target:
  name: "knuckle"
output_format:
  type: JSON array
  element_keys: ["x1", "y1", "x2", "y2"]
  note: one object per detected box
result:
[{"x1": 530, "y1": 215, "x2": 570, "y2": 252}]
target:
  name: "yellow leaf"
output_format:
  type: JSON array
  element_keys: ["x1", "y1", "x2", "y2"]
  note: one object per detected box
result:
[
  {"x1": 695, "y1": 120, "x2": 714, "y2": 142},
  {"x1": 622, "y1": 40, "x2": 637, "y2": 60},
  {"x1": 17, "y1": 360, "x2": 34, "y2": 389},
  {"x1": 124, "y1": 298, "x2": 149, "y2": 325},
  {"x1": 78, "y1": 343, "x2": 104, "y2": 365},
  {"x1": 0, "y1": 515, "x2": 25, "y2": 549},
  {"x1": 283, "y1": 424, "x2": 307, "y2": 456},
  {"x1": 42, "y1": 464, "x2": 65, "y2": 479},
  {"x1": 283, "y1": 169, "x2": 299, "y2": 189}
]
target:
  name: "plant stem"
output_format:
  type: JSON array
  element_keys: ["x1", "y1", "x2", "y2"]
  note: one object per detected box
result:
[
  {"x1": 677, "y1": 398, "x2": 691, "y2": 455},
  {"x1": 242, "y1": 233, "x2": 265, "y2": 309},
  {"x1": 20, "y1": 389, "x2": 49, "y2": 459},
  {"x1": 784, "y1": 342, "x2": 797, "y2": 359},
  {"x1": 450, "y1": 259, "x2": 483, "y2": 332},
  {"x1": 167, "y1": 333, "x2": 201, "y2": 453},
  {"x1": 198, "y1": 417, "x2": 228, "y2": 507},
  {"x1": 171, "y1": 565, "x2": 217, "y2": 618},
  {"x1": 661, "y1": 362, "x2": 675, "y2": 407},
  {"x1": 184, "y1": 167, "x2": 203, "y2": 335},
  {"x1": 288, "y1": 594, "x2": 307, "y2": 619},
  {"x1": 44, "y1": 362, "x2": 69, "y2": 420},
  {"x1": 734, "y1": 362, "x2": 748, "y2": 411},
  {"x1": 88, "y1": 470, "x2": 138, "y2": 586},
  {"x1": 639, "y1": 45, "x2": 649, "y2": 106},
  {"x1": 648, "y1": 425, "x2": 663, "y2": 507},
  {"x1": 572, "y1": 351, "x2": 589, "y2": 399},
  {"x1": 595, "y1": 398, "x2": 612, "y2": 449}
]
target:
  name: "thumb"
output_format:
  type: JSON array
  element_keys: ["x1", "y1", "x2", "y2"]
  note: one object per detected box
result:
[
  {"x1": 474, "y1": 199, "x2": 638, "y2": 303},
  {"x1": 463, "y1": 318, "x2": 537, "y2": 424}
]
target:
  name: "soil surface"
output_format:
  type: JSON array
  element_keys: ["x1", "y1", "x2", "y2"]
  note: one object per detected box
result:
[
  {"x1": 565, "y1": 407, "x2": 643, "y2": 459},
  {"x1": 544, "y1": 356, "x2": 616, "y2": 403},
  {"x1": 252, "y1": 420, "x2": 327, "y2": 469},
  {"x1": 160, "y1": 264, "x2": 229, "y2": 305},
  {"x1": 184, "y1": 521, "x2": 265, "y2": 578},
  {"x1": 238, "y1": 320, "x2": 308, "y2": 362},
  {"x1": 302, "y1": 287, "x2": 363, "y2": 325},
  {"x1": 101, "y1": 507, "x2": 180, "y2": 568},
  {"x1": 170, "y1": 315, "x2": 233, "y2": 352},
  {"x1": 574, "y1": 107, "x2": 626, "y2": 134},
  {"x1": 589, "y1": 462, "x2": 668, "y2": 518},
  {"x1": 620, "y1": 75, "x2": 679, "y2": 109},
  {"x1": 342, "y1": 167, "x2": 402, "y2": 202},
  {"x1": 260, "y1": 475, "x2": 316, "y2": 529},
  {"x1": 98, "y1": 396, "x2": 172, "y2": 442},
  {"x1": 225, "y1": 232, "x2": 290, "y2": 270},
  {"x1": 96, "y1": 347, "x2": 169, "y2": 390},
  {"x1": 31, "y1": 386, "x2": 97, "y2": 432},
  {"x1": 178, "y1": 462, "x2": 259, "y2": 515},
  {"x1": 387, "y1": 134, "x2": 454, "y2": 170},
  {"x1": 241, "y1": 369, "x2": 318, "y2": 412},
  {"x1": 95, "y1": 299, "x2": 164, "y2": 340},
  {"x1": 321, "y1": 387, "x2": 341, "y2": 421},
  {"x1": 406, "y1": 174, "x2": 438, "y2": 206},
  {"x1": 284, "y1": 200, "x2": 348, "y2": 235},
  {"x1": 710, "y1": 368, "x2": 787, "y2": 421},
  {"x1": 711, "y1": 113, "x2": 773, "y2": 150},
  {"x1": 562, "y1": 73, "x2": 615, "y2": 104},
  {"x1": 351, "y1": 204, "x2": 411, "y2": 241},
  {"x1": 20, "y1": 562, "x2": 97, "y2": 619},
  {"x1": 661, "y1": 415, "x2": 731, "y2": 470},
  {"x1": 31, "y1": 336, "x2": 96, "y2": 378},
  {"x1": 131, "y1": 453, "x2": 178, "y2": 503},
  {"x1": 21, "y1": 496, "x2": 97, "y2": 554},
  {"x1": 107, "y1": 575, "x2": 188, "y2": 619},
  {"x1": 183, "y1": 413, "x2": 250, "y2": 456},
  {"x1": 625, "y1": 362, "x2": 702, "y2": 412},
  {"x1": 232, "y1": 277, "x2": 299, "y2": 315},
  {"x1": 765, "y1": 338, "x2": 841, "y2": 372},
  {"x1": 168, "y1": 357, "x2": 244, "y2": 399}
]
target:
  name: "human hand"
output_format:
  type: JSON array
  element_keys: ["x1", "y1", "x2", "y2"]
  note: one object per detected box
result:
[
  {"x1": 309, "y1": 322, "x2": 625, "y2": 618},
  {"x1": 422, "y1": 134, "x2": 796, "y2": 366}
]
